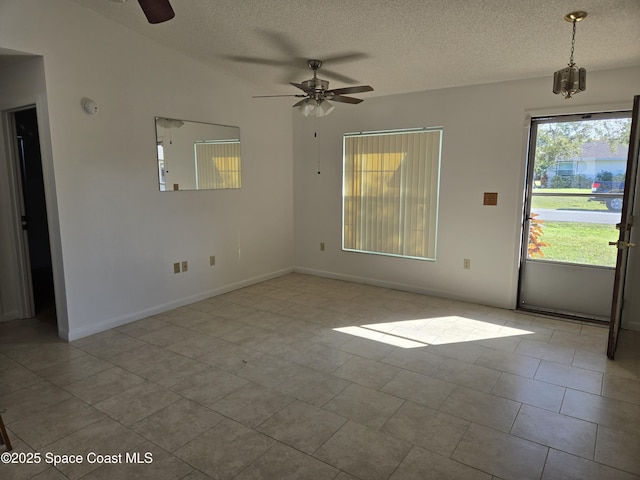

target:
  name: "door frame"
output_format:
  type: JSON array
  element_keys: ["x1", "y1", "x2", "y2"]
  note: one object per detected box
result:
[
  {"x1": 517, "y1": 107, "x2": 633, "y2": 321},
  {"x1": 0, "y1": 95, "x2": 68, "y2": 338}
]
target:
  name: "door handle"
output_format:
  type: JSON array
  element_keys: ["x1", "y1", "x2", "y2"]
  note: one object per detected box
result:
[{"x1": 609, "y1": 241, "x2": 636, "y2": 249}]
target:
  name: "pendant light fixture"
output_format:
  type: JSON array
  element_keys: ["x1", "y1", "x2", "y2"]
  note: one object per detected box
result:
[{"x1": 553, "y1": 11, "x2": 587, "y2": 99}]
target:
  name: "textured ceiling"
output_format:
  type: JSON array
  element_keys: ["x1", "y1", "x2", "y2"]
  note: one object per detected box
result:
[{"x1": 67, "y1": 0, "x2": 640, "y2": 98}]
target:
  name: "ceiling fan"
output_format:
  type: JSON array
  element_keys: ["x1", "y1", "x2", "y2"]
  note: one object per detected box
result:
[
  {"x1": 111, "y1": 0, "x2": 175, "y2": 24},
  {"x1": 253, "y1": 59, "x2": 374, "y2": 117}
]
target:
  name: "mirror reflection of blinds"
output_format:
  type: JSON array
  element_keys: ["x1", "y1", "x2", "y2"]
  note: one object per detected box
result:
[
  {"x1": 343, "y1": 128, "x2": 442, "y2": 260},
  {"x1": 194, "y1": 141, "x2": 241, "y2": 189}
]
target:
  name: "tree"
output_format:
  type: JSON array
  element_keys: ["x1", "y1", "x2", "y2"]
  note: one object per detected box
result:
[
  {"x1": 534, "y1": 122, "x2": 590, "y2": 181},
  {"x1": 534, "y1": 118, "x2": 631, "y2": 184}
]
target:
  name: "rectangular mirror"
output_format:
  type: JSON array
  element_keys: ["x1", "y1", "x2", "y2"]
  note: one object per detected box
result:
[{"x1": 156, "y1": 117, "x2": 241, "y2": 191}]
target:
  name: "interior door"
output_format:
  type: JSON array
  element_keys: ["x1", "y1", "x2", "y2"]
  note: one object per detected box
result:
[
  {"x1": 608, "y1": 95, "x2": 640, "y2": 358},
  {"x1": 2, "y1": 107, "x2": 35, "y2": 319},
  {"x1": 519, "y1": 110, "x2": 633, "y2": 320}
]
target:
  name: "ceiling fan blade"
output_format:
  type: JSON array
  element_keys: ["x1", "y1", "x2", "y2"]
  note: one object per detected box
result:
[
  {"x1": 292, "y1": 99, "x2": 308, "y2": 108},
  {"x1": 223, "y1": 55, "x2": 292, "y2": 67},
  {"x1": 290, "y1": 82, "x2": 313, "y2": 93},
  {"x1": 253, "y1": 94, "x2": 305, "y2": 98},
  {"x1": 260, "y1": 30, "x2": 303, "y2": 59},
  {"x1": 328, "y1": 85, "x2": 374, "y2": 96},
  {"x1": 321, "y1": 52, "x2": 369, "y2": 65},
  {"x1": 137, "y1": 0, "x2": 175, "y2": 24},
  {"x1": 319, "y1": 69, "x2": 360, "y2": 84},
  {"x1": 329, "y1": 95, "x2": 364, "y2": 104}
]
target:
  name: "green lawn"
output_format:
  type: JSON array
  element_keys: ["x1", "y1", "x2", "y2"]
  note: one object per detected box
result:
[
  {"x1": 532, "y1": 221, "x2": 618, "y2": 267},
  {"x1": 528, "y1": 188, "x2": 618, "y2": 266}
]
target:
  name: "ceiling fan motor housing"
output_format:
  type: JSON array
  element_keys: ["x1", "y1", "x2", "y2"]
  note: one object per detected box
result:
[{"x1": 302, "y1": 78, "x2": 329, "y2": 93}]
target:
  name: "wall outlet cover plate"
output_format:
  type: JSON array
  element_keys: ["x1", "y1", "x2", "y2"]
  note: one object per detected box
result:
[{"x1": 484, "y1": 192, "x2": 498, "y2": 206}]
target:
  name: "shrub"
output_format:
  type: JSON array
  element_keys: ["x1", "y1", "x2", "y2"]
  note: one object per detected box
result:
[
  {"x1": 528, "y1": 213, "x2": 549, "y2": 258},
  {"x1": 596, "y1": 171, "x2": 613, "y2": 182},
  {"x1": 549, "y1": 174, "x2": 593, "y2": 189}
]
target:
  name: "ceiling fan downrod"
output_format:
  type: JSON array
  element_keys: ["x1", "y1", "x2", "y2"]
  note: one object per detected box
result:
[{"x1": 301, "y1": 60, "x2": 329, "y2": 99}]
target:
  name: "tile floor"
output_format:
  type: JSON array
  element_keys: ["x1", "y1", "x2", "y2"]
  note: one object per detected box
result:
[{"x1": 1, "y1": 273, "x2": 640, "y2": 480}]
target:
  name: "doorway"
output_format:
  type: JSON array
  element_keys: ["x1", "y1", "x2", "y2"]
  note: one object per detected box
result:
[
  {"x1": 10, "y1": 107, "x2": 56, "y2": 325},
  {"x1": 518, "y1": 110, "x2": 632, "y2": 321}
]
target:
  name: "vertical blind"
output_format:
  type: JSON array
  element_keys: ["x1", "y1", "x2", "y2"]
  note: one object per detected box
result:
[
  {"x1": 194, "y1": 141, "x2": 241, "y2": 189},
  {"x1": 343, "y1": 129, "x2": 442, "y2": 259}
]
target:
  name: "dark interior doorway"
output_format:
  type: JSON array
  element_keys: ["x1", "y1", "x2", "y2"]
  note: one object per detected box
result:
[{"x1": 14, "y1": 107, "x2": 56, "y2": 325}]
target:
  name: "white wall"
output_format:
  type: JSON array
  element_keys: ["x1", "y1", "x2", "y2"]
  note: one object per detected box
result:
[
  {"x1": 0, "y1": 0, "x2": 294, "y2": 340},
  {"x1": 293, "y1": 66, "x2": 640, "y2": 310}
]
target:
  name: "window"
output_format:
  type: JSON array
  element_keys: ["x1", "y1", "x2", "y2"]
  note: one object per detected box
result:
[
  {"x1": 556, "y1": 160, "x2": 576, "y2": 177},
  {"x1": 157, "y1": 142, "x2": 166, "y2": 191},
  {"x1": 342, "y1": 128, "x2": 442, "y2": 260},
  {"x1": 194, "y1": 141, "x2": 241, "y2": 189}
]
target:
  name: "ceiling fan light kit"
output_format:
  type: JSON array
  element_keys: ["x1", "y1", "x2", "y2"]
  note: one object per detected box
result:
[
  {"x1": 552, "y1": 11, "x2": 587, "y2": 99},
  {"x1": 298, "y1": 98, "x2": 335, "y2": 117}
]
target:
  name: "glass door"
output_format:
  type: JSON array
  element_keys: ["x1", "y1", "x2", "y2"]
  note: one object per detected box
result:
[
  {"x1": 608, "y1": 95, "x2": 640, "y2": 357},
  {"x1": 519, "y1": 111, "x2": 632, "y2": 320}
]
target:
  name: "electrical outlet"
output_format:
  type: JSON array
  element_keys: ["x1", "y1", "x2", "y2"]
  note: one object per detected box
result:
[
  {"x1": 464, "y1": 259, "x2": 471, "y2": 269},
  {"x1": 181, "y1": 260, "x2": 188, "y2": 272},
  {"x1": 210, "y1": 255, "x2": 215, "y2": 266},
  {"x1": 173, "y1": 262, "x2": 180, "y2": 274},
  {"x1": 320, "y1": 242, "x2": 325, "y2": 251}
]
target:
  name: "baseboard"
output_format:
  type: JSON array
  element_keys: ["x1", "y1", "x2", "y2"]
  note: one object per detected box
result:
[
  {"x1": 293, "y1": 266, "x2": 508, "y2": 308},
  {"x1": 622, "y1": 318, "x2": 640, "y2": 332},
  {"x1": 0, "y1": 309, "x2": 20, "y2": 323},
  {"x1": 66, "y1": 267, "x2": 293, "y2": 341},
  {"x1": 293, "y1": 267, "x2": 479, "y2": 303},
  {"x1": 293, "y1": 266, "x2": 440, "y2": 296}
]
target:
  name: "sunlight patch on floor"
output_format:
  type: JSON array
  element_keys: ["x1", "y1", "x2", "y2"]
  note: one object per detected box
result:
[{"x1": 334, "y1": 316, "x2": 534, "y2": 348}]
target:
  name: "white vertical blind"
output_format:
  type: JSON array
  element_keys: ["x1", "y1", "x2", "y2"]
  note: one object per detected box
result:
[
  {"x1": 194, "y1": 141, "x2": 241, "y2": 189},
  {"x1": 343, "y1": 129, "x2": 441, "y2": 259}
]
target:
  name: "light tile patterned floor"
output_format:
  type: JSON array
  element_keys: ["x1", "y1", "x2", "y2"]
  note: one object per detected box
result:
[{"x1": 1, "y1": 273, "x2": 640, "y2": 480}]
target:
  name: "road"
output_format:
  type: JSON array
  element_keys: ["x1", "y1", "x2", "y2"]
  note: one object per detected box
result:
[{"x1": 532, "y1": 208, "x2": 621, "y2": 224}]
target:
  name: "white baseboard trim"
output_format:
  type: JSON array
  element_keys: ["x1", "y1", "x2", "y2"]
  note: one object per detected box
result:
[
  {"x1": 66, "y1": 267, "x2": 293, "y2": 341},
  {"x1": 1, "y1": 309, "x2": 20, "y2": 323},
  {"x1": 622, "y1": 319, "x2": 640, "y2": 332},
  {"x1": 293, "y1": 266, "x2": 442, "y2": 296},
  {"x1": 293, "y1": 266, "x2": 511, "y2": 309}
]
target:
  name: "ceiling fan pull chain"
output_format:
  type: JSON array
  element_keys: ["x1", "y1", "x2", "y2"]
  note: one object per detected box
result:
[{"x1": 315, "y1": 118, "x2": 321, "y2": 174}]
